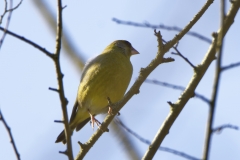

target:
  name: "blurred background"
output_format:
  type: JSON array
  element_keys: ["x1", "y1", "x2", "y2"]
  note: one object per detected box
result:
[{"x1": 0, "y1": 0, "x2": 239, "y2": 159}]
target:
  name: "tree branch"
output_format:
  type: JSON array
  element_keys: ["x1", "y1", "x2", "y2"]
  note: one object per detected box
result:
[
  {"x1": 202, "y1": 1, "x2": 226, "y2": 159},
  {"x1": 171, "y1": 47, "x2": 196, "y2": 69},
  {"x1": 74, "y1": 0, "x2": 212, "y2": 156},
  {"x1": 75, "y1": 0, "x2": 213, "y2": 158},
  {"x1": 0, "y1": 1, "x2": 74, "y2": 159},
  {"x1": 0, "y1": 26, "x2": 54, "y2": 58},
  {"x1": 143, "y1": 0, "x2": 240, "y2": 159},
  {"x1": 212, "y1": 124, "x2": 239, "y2": 133},
  {"x1": 144, "y1": 79, "x2": 210, "y2": 104},
  {"x1": 115, "y1": 118, "x2": 201, "y2": 160},
  {"x1": 53, "y1": 0, "x2": 73, "y2": 159},
  {"x1": 164, "y1": 0, "x2": 214, "y2": 51},
  {"x1": 221, "y1": 61, "x2": 240, "y2": 71},
  {"x1": 0, "y1": 109, "x2": 20, "y2": 160},
  {"x1": 112, "y1": 19, "x2": 211, "y2": 44},
  {"x1": 0, "y1": 0, "x2": 23, "y2": 49}
]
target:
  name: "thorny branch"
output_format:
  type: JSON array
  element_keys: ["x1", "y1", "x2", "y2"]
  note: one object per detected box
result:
[{"x1": 53, "y1": 0, "x2": 73, "y2": 159}]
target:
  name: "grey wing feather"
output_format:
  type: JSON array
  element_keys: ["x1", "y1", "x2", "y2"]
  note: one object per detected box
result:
[
  {"x1": 69, "y1": 56, "x2": 97, "y2": 123},
  {"x1": 80, "y1": 54, "x2": 103, "y2": 82}
]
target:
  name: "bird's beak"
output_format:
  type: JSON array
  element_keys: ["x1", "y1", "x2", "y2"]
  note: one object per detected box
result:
[{"x1": 131, "y1": 47, "x2": 139, "y2": 55}]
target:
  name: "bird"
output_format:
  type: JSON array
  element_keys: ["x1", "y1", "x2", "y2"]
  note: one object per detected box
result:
[{"x1": 55, "y1": 40, "x2": 139, "y2": 144}]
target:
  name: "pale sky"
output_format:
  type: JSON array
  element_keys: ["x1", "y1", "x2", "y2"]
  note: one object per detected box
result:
[{"x1": 0, "y1": 0, "x2": 239, "y2": 160}]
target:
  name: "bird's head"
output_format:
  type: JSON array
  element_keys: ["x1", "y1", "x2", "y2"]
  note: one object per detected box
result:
[{"x1": 104, "y1": 40, "x2": 139, "y2": 58}]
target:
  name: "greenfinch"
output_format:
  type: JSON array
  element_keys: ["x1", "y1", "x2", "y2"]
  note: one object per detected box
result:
[{"x1": 55, "y1": 40, "x2": 139, "y2": 144}]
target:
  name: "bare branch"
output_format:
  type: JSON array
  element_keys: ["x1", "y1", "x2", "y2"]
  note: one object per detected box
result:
[
  {"x1": 0, "y1": 26, "x2": 54, "y2": 58},
  {"x1": 0, "y1": 1, "x2": 74, "y2": 159},
  {"x1": 115, "y1": 118, "x2": 201, "y2": 160},
  {"x1": 49, "y1": 87, "x2": 59, "y2": 93},
  {"x1": 144, "y1": 79, "x2": 210, "y2": 104},
  {"x1": 0, "y1": 0, "x2": 23, "y2": 49},
  {"x1": 221, "y1": 61, "x2": 240, "y2": 71},
  {"x1": 154, "y1": 29, "x2": 164, "y2": 55},
  {"x1": 54, "y1": 120, "x2": 64, "y2": 123},
  {"x1": 54, "y1": 0, "x2": 73, "y2": 159},
  {"x1": 112, "y1": 18, "x2": 211, "y2": 44},
  {"x1": 212, "y1": 124, "x2": 239, "y2": 133},
  {"x1": 202, "y1": 0, "x2": 227, "y2": 159},
  {"x1": 0, "y1": 0, "x2": 22, "y2": 23},
  {"x1": 143, "y1": 0, "x2": 240, "y2": 159},
  {"x1": 0, "y1": 109, "x2": 20, "y2": 160},
  {"x1": 164, "y1": 0, "x2": 214, "y2": 53},
  {"x1": 171, "y1": 47, "x2": 196, "y2": 69}
]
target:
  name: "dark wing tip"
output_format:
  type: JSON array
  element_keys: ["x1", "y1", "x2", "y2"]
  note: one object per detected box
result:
[{"x1": 55, "y1": 130, "x2": 66, "y2": 144}]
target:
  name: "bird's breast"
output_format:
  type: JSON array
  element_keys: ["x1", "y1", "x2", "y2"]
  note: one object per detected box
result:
[{"x1": 77, "y1": 53, "x2": 133, "y2": 115}]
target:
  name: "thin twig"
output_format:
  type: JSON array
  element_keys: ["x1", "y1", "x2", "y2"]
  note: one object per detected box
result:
[
  {"x1": 0, "y1": 0, "x2": 23, "y2": 49},
  {"x1": 171, "y1": 42, "x2": 196, "y2": 69},
  {"x1": 0, "y1": 26, "x2": 54, "y2": 58},
  {"x1": 115, "y1": 118, "x2": 201, "y2": 160},
  {"x1": 221, "y1": 61, "x2": 240, "y2": 71},
  {"x1": 49, "y1": 87, "x2": 59, "y2": 92},
  {"x1": 112, "y1": 18, "x2": 211, "y2": 44},
  {"x1": 0, "y1": 109, "x2": 20, "y2": 160},
  {"x1": 54, "y1": 120, "x2": 64, "y2": 123},
  {"x1": 144, "y1": 79, "x2": 210, "y2": 104},
  {"x1": 54, "y1": 0, "x2": 73, "y2": 160},
  {"x1": 171, "y1": 48, "x2": 196, "y2": 69},
  {"x1": 202, "y1": 1, "x2": 226, "y2": 160},
  {"x1": 212, "y1": 124, "x2": 239, "y2": 133},
  {"x1": 0, "y1": 0, "x2": 22, "y2": 23},
  {"x1": 164, "y1": 0, "x2": 214, "y2": 52}
]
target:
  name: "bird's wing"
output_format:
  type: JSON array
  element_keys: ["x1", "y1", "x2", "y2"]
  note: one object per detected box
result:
[
  {"x1": 69, "y1": 99, "x2": 79, "y2": 124},
  {"x1": 75, "y1": 117, "x2": 91, "y2": 131},
  {"x1": 68, "y1": 55, "x2": 103, "y2": 129},
  {"x1": 79, "y1": 54, "x2": 103, "y2": 82}
]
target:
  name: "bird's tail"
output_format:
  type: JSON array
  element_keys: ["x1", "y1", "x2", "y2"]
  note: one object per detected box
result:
[
  {"x1": 55, "y1": 130, "x2": 68, "y2": 144},
  {"x1": 55, "y1": 117, "x2": 91, "y2": 144}
]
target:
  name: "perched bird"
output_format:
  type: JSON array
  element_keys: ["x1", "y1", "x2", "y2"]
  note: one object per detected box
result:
[{"x1": 55, "y1": 40, "x2": 139, "y2": 144}]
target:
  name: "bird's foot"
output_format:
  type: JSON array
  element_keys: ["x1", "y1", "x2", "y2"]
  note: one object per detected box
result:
[
  {"x1": 108, "y1": 106, "x2": 120, "y2": 116},
  {"x1": 108, "y1": 106, "x2": 113, "y2": 115},
  {"x1": 91, "y1": 116, "x2": 102, "y2": 129},
  {"x1": 106, "y1": 97, "x2": 120, "y2": 115},
  {"x1": 88, "y1": 109, "x2": 101, "y2": 129}
]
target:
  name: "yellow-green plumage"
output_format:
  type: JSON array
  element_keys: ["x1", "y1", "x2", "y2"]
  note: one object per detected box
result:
[{"x1": 55, "y1": 40, "x2": 138, "y2": 144}]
